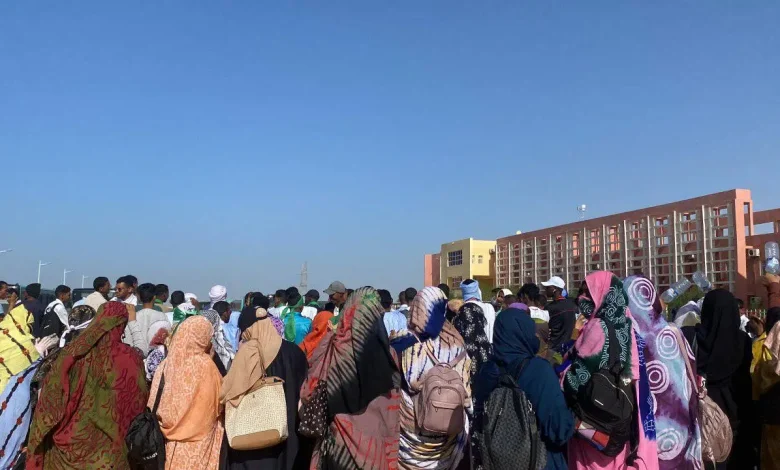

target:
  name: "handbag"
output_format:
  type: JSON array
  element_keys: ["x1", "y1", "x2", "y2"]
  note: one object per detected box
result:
[
  {"x1": 225, "y1": 376, "x2": 288, "y2": 450},
  {"x1": 677, "y1": 329, "x2": 732, "y2": 463},
  {"x1": 299, "y1": 378, "x2": 328, "y2": 438}
]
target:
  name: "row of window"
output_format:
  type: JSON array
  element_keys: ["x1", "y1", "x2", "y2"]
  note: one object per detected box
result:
[{"x1": 446, "y1": 250, "x2": 484, "y2": 267}]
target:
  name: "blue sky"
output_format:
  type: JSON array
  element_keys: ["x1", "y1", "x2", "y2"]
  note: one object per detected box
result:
[{"x1": 2, "y1": 3, "x2": 779, "y2": 297}]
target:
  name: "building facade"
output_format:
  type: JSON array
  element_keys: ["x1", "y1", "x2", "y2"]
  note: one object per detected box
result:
[
  {"x1": 424, "y1": 238, "x2": 496, "y2": 295},
  {"x1": 425, "y1": 189, "x2": 780, "y2": 307}
]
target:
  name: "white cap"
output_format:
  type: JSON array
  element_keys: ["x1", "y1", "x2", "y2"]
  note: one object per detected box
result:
[
  {"x1": 498, "y1": 288, "x2": 513, "y2": 297},
  {"x1": 541, "y1": 276, "x2": 565, "y2": 289}
]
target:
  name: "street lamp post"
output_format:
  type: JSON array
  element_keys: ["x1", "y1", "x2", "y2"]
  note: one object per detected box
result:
[
  {"x1": 81, "y1": 275, "x2": 90, "y2": 288},
  {"x1": 63, "y1": 269, "x2": 73, "y2": 285},
  {"x1": 37, "y1": 261, "x2": 51, "y2": 284}
]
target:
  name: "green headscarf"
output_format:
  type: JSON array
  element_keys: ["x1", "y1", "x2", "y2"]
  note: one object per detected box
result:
[{"x1": 281, "y1": 296, "x2": 305, "y2": 342}]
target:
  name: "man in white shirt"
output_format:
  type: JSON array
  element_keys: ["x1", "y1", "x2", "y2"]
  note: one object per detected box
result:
[
  {"x1": 268, "y1": 289, "x2": 288, "y2": 318},
  {"x1": 85, "y1": 276, "x2": 111, "y2": 312},
  {"x1": 302, "y1": 289, "x2": 321, "y2": 320},
  {"x1": 123, "y1": 282, "x2": 171, "y2": 356},
  {"x1": 112, "y1": 276, "x2": 138, "y2": 305},
  {"x1": 42, "y1": 285, "x2": 72, "y2": 338}
]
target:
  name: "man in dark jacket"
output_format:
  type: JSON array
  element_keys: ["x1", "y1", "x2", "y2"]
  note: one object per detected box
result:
[
  {"x1": 541, "y1": 276, "x2": 578, "y2": 361},
  {"x1": 23, "y1": 283, "x2": 46, "y2": 338}
]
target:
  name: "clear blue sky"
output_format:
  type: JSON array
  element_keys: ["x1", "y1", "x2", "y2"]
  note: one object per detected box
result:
[{"x1": 2, "y1": 3, "x2": 779, "y2": 296}]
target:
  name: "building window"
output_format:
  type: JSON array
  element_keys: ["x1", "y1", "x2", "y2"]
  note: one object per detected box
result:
[
  {"x1": 478, "y1": 255, "x2": 483, "y2": 264},
  {"x1": 450, "y1": 276, "x2": 463, "y2": 289},
  {"x1": 448, "y1": 250, "x2": 463, "y2": 267}
]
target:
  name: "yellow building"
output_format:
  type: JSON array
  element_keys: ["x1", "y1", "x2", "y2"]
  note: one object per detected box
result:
[{"x1": 435, "y1": 238, "x2": 496, "y2": 296}]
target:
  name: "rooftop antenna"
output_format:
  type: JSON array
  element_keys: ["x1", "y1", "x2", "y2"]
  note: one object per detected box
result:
[
  {"x1": 300, "y1": 262, "x2": 308, "y2": 292},
  {"x1": 577, "y1": 204, "x2": 588, "y2": 220}
]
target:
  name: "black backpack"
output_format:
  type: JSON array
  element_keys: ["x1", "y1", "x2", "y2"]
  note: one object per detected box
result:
[
  {"x1": 481, "y1": 359, "x2": 546, "y2": 470},
  {"x1": 126, "y1": 374, "x2": 166, "y2": 470},
  {"x1": 569, "y1": 323, "x2": 635, "y2": 456},
  {"x1": 40, "y1": 303, "x2": 65, "y2": 339}
]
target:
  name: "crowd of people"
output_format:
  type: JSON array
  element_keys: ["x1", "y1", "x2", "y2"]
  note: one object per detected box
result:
[{"x1": 0, "y1": 270, "x2": 779, "y2": 470}]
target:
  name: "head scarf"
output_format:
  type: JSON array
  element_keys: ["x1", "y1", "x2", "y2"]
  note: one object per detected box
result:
[
  {"x1": 398, "y1": 288, "x2": 470, "y2": 469},
  {"x1": 146, "y1": 320, "x2": 171, "y2": 348},
  {"x1": 624, "y1": 275, "x2": 700, "y2": 468},
  {"x1": 696, "y1": 289, "x2": 744, "y2": 383},
  {"x1": 493, "y1": 308, "x2": 540, "y2": 368},
  {"x1": 564, "y1": 272, "x2": 633, "y2": 395},
  {"x1": 201, "y1": 309, "x2": 235, "y2": 369},
  {"x1": 453, "y1": 301, "x2": 493, "y2": 384},
  {"x1": 27, "y1": 302, "x2": 147, "y2": 468},
  {"x1": 460, "y1": 279, "x2": 482, "y2": 301},
  {"x1": 221, "y1": 307, "x2": 282, "y2": 407},
  {"x1": 674, "y1": 301, "x2": 702, "y2": 328},
  {"x1": 301, "y1": 309, "x2": 335, "y2": 360},
  {"x1": 281, "y1": 296, "x2": 305, "y2": 342},
  {"x1": 149, "y1": 315, "x2": 223, "y2": 453},
  {"x1": 239, "y1": 306, "x2": 284, "y2": 338},
  {"x1": 32, "y1": 305, "x2": 98, "y2": 400},
  {"x1": 173, "y1": 293, "x2": 199, "y2": 323},
  {"x1": 209, "y1": 285, "x2": 227, "y2": 306}
]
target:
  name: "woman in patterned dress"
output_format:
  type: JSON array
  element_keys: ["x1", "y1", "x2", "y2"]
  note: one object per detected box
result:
[{"x1": 148, "y1": 315, "x2": 224, "y2": 470}]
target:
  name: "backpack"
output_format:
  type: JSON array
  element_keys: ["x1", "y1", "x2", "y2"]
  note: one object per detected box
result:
[
  {"x1": 481, "y1": 359, "x2": 546, "y2": 470},
  {"x1": 569, "y1": 323, "x2": 635, "y2": 456},
  {"x1": 413, "y1": 345, "x2": 468, "y2": 436},
  {"x1": 126, "y1": 374, "x2": 166, "y2": 470},
  {"x1": 40, "y1": 303, "x2": 65, "y2": 339}
]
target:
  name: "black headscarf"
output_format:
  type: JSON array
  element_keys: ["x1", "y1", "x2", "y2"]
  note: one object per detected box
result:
[
  {"x1": 453, "y1": 302, "x2": 493, "y2": 384},
  {"x1": 696, "y1": 289, "x2": 744, "y2": 383}
]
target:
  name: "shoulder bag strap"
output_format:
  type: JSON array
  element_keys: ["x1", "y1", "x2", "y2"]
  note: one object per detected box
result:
[
  {"x1": 672, "y1": 327, "x2": 699, "y2": 395},
  {"x1": 152, "y1": 373, "x2": 166, "y2": 415}
]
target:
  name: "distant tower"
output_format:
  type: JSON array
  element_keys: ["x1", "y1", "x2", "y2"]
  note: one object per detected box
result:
[
  {"x1": 300, "y1": 262, "x2": 308, "y2": 292},
  {"x1": 577, "y1": 204, "x2": 588, "y2": 220}
]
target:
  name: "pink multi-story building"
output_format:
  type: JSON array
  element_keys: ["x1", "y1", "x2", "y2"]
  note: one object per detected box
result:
[{"x1": 426, "y1": 189, "x2": 780, "y2": 307}]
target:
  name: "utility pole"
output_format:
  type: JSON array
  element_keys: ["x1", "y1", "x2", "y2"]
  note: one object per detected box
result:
[
  {"x1": 300, "y1": 262, "x2": 308, "y2": 292},
  {"x1": 37, "y1": 261, "x2": 51, "y2": 284}
]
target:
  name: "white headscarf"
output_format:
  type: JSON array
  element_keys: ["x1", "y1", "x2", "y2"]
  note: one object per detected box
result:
[
  {"x1": 209, "y1": 285, "x2": 227, "y2": 307},
  {"x1": 178, "y1": 293, "x2": 198, "y2": 315}
]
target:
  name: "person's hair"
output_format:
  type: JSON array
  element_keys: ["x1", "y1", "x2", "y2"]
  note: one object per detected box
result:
[
  {"x1": 25, "y1": 283, "x2": 41, "y2": 299},
  {"x1": 137, "y1": 283, "x2": 156, "y2": 304},
  {"x1": 213, "y1": 301, "x2": 230, "y2": 316},
  {"x1": 288, "y1": 293, "x2": 302, "y2": 307},
  {"x1": 747, "y1": 317, "x2": 764, "y2": 338},
  {"x1": 155, "y1": 284, "x2": 169, "y2": 297},
  {"x1": 252, "y1": 292, "x2": 270, "y2": 309},
  {"x1": 462, "y1": 279, "x2": 476, "y2": 286},
  {"x1": 93, "y1": 276, "x2": 110, "y2": 291},
  {"x1": 736, "y1": 298, "x2": 745, "y2": 309},
  {"x1": 171, "y1": 290, "x2": 185, "y2": 307},
  {"x1": 324, "y1": 302, "x2": 336, "y2": 313},
  {"x1": 8, "y1": 287, "x2": 19, "y2": 298},
  {"x1": 504, "y1": 294, "x2": 518, "y2": 305},
  {"x1": 398, "y1": 290, "x2": 407, "y2": 304},
  {"x1": 286, "y1": 286, "x2": 299, "y2": 298},
  {"x1": 378, "y1": 289, "x2": 393, "y2": 309},
  {"x1": 274, "y1": 289, "x2": 288, "y2": 303},
  {"x1": 0, "y1": 281, "x2": 7, "y2": 289},
  {"x1": 437, "y1": 283, "x2": 450, "y2": 298},
  {"x1": 518, "y1": 283, "x2": 543, "y2": 306},
  {"x1": 404, "y1": 288, "x2": 418, "y2": 304},
  {"x1": 126, "y1": 275, "x2": 138, "y2": 286},
  {"x1": 55, "y1": 285, "x2": 71, "y2": 297},
  {"x1": 347, "y1": 289, "x2": 354, "y2": 296},
  {"x1": 116, "y1": 275, "x2": 130, "y2": 287}
]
